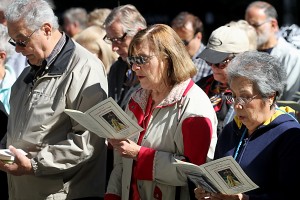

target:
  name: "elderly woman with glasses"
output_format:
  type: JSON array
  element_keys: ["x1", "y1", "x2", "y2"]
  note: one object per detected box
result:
[
  {"x1": 195, "y1": 51, "x2": 300, "y2": 200},
  {"x1": 196, "y1": 25, "x2": 253, "y2": 136},
  {"x1": 105, "y1": 24, "x2": 218, "y2": 200}
]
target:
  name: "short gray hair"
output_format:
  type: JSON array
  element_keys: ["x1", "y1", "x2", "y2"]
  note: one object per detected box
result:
[
  {"x1": 63, "y1": 7, "x2": 87, "y2": 30},
  {"x1": 227, "y1": 51, "x2": 286, "y2": 99},
  {"x1": 5, "y1": 0, "x2": 59, "y2": 30},
  {"x1": 246, "y1": 1, "x2": 278, "y2": 20},
  {"x1": 0, "y1": 24, "x2": 14, "y2": 58},
  {"x1": 103, "y1": 4, "x2": 147, "y2": 37}
]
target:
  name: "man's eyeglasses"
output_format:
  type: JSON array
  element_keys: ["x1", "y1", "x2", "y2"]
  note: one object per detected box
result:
[
  {"x1": 225, "y1": 92, "x2": 258, "y2": 106},
  {"x1": 206, "y1": 56, "x2": 235, "y2": 69},
  {"x1": 126, "y1": 55, "x2": 154, "y2": 66},
  {"x1": 103, "y1": 32, "x2": 127, "y2": 44},
  {"x1": 8, "y1": 28, "x2": 39, "y2": 47},
  {"x1": 182, "y1": 33, "x2": 197, "y2": 46},
  {"x1": 249, "y1": 19, "x2": 271, "y2": 28}
]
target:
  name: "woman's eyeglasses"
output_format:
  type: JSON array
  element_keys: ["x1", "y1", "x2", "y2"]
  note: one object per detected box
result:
[
  {"x1": 225, "y1": 92, "x2": 258, "y2": 106},
  {"x1": 103, "y1": 33, "x2": 127, "y2": 44},
  {"x1": 206, "y1": 56, "x2": 235, "y2": 69},
  {"x1": 8, "y1": 28, "x2": 39, "y2": 47},
  {"x1": 126, "y1": 55, "x2": 154, "y2": 66}
]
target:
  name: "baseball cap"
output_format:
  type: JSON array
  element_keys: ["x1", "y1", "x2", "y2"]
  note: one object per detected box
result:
[{"x1": 198, "y1": 25, "x2": 250, "y2": 64}]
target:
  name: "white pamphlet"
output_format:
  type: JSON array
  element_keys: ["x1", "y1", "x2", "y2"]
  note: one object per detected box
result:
[
  {"x1": 174, "y1": 156, "x2": 259, "y2": 195},
  {"x1": 64, "y1": 97, "x2": 143, "y2": 139},
  {"x1": 0, "y1": 149, "x2": 27, "y2": 162}
]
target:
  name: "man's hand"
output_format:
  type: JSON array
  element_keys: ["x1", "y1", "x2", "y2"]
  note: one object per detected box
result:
[{"x1": 0, "y1": 145, "x2": 34, "y2": 176}]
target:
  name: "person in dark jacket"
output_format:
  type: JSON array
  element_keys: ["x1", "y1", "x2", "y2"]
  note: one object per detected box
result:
[
  {"x1": 0, "y1": 101, "x2": 8, "y2": 199},
  {"x1": 194, "y1": 51, "x2": 300, "y2": 200},
  {"x1": 103, "y1": 4, "x2": 147, "y2": 110},
  {"x1": 102, "y1": 4, "x2": 147, "y2": 189}
]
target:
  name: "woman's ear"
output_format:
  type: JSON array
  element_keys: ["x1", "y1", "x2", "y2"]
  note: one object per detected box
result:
[{"x1": 269, "y1": 92, "x2": 277, "y2": 106}]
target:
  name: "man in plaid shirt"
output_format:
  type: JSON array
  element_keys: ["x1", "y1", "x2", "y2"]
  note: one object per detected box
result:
[{"x1": 172, "y1": 11, "x2": 212, "y2": 82}]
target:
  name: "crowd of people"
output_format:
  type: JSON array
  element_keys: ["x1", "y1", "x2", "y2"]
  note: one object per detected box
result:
[{"x1": 0, "y1": 0, "x2": 300, "y2": 200}]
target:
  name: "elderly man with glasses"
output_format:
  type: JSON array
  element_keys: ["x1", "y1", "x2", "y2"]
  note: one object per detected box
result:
[
  {"x1": 0, "y1": 0, "x2": 109, "y2": 199},
  {"x1": 102, "y1": 4, "x2": 147, "y2": 194},
  {"x1": 103, "y1": 4, "x2": 147, "y2": 110},
  {"x1": 245, "y1": 1, "x2": 300, "y2": 101},
  {"x1": 196, "y1": 25, "x2": 251, "y2": 135}
]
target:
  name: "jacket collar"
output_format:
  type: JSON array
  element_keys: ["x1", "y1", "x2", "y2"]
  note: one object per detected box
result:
[
  {"x1": 24, "y1": 34, "x2": 75, "y2": 84},
  {"x1": 131, "y1": 79, "x2": 194, "y2": 112},
  {"x1": 47, "y1": 34, "x2": 75, "y2": 75}
]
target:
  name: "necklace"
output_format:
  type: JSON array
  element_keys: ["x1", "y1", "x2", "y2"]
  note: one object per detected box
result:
[{"x1": 233, "y1": 128, "x2": 247, "y2": 160}]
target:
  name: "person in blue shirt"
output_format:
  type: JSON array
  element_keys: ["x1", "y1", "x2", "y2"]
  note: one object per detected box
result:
[{"x1": 0, "y1": 24, "x2": 18, "y2": 114}]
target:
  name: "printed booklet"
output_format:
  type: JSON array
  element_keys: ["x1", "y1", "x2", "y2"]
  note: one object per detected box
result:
[
  {"x1": 64, "y1": 97, "x2": 143, "y2": 139},
  {"x1": 0, "y1": 149, "x2": 27, "y2": 163},
  {"x1": 174, "y1": 156, "x2": 259, "y2": 195}
]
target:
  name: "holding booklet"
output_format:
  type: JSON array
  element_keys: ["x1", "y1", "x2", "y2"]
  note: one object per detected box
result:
[
  {"x1": 64, "y1": 97, "x2": 143, "y2": 139},
  {"x1": 0, "y1": 149, "x2": 27, "y2": 163},
  {"x1": 174, "y1": 156, "x2": 259, "y2": 195}
]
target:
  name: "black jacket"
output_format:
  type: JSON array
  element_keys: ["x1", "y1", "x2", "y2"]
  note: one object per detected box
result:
[{"x1": 0, "y1": 100, "x2": 8, "y2": 199}]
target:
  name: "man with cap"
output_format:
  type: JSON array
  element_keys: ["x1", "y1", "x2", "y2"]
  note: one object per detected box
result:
[{"x1": 196, "y1": 25, "x2": 250, "y2": 135}]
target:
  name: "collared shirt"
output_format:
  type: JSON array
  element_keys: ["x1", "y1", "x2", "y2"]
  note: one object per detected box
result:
[
  {"x1": 45, "y1": 32, "x2": 66, "y2": 68},
  {"x1": 25, "y1": 32, "x2": 66, "y2": 85},
  {"x1": 192, "y1": 43, "x2": 212, "y2": 82}
]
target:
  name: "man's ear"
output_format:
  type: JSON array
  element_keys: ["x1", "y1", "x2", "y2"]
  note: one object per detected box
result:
[
  {"x1": 195, "y1": 32, "x2": 202, "y2": 41},
  {"x1": 41, "y1": 23, "x2": 52, "y2": 37},
  {"x1": 270, "y1": 18, "x2": 279, "y2": 31},
  {"x1": 73, "y1": 21, "x2": 80, "y2": 29}
]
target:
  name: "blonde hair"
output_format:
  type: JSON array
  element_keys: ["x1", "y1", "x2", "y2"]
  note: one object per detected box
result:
[
  {"x1": 128, "y1": 24, "x2": 196, "y2": 86},
  {"x1": 74, "y1": 25, "x2": 118, "y2": 74},
  {"x1": 87, "y1": 8, "x2": 111, "y2": 27}
]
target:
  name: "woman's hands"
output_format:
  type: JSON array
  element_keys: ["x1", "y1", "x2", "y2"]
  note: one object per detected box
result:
[
  {"x1": 194, "y1": 186, "x2": 212, "y2": 199},
  {"x1": 194, "y1": 186, "x2": 249, "y2": 200},
  {"x1": 108, "y1": 138, "x2": 141, "y2": 160}
]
